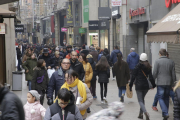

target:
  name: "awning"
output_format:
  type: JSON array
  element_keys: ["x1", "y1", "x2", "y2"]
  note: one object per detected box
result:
[
  {"x1": 147, "y1": 3, "x2": 180, "y2": 43},
  {"x1": 0, "y1": 0, "x2": 18, "y2": 5},
  {"x1": 0, "y1": 8, "x2": 15, "y2": 17}
]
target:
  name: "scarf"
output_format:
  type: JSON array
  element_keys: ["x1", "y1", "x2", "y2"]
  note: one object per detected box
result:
[{"x1": 61, "y1": 78, "x2": 87, "y2": 115}]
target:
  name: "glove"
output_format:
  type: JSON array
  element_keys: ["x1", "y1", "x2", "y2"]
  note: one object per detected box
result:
[{"x1": 47, "y1": 98, "x2": 53, "y2": 105}]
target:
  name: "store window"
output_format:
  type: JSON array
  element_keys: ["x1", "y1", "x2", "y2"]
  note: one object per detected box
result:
[
  {"x1": 100, "y1": 0, "x2": 109, "y2": 7},
  {"x1": 100, "y1": 30, "x2": 108, "y2": 49},
  {"x1": 89, "y1": 30, "x2": 99, "y2": 48}
]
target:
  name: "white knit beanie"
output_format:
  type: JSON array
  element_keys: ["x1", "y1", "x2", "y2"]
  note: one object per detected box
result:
[{"x1": 140, "y1": 53, "x2": 148, "y2": 61}]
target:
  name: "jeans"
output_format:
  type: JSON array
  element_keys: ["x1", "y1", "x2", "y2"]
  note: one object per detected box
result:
[
  {"x1": 136, "y1": 90, "x2": 148, "y2": 114},
  {"x1": 28, "y1": 81, "x2": 31, "y2": 91},
  {"x1": 17, "y1": 59, "x2": 22, "y2": 71},
  {"x1": 118, "y1": 86, "x2": 126, "y2": 98},
  {"x1": 37, "y1": 90, "x2": 45, "y2": 105},
  {"x1": 90, "y1": 80, "x2": 96, "y2": 97},
  {"x1": 100, "y1": 83, "x2": 107, "y2": 101},
  {"x1": 157, "y1": 85, "x2": 170, "y2": 116}
]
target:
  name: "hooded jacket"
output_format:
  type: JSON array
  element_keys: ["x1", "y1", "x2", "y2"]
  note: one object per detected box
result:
[
  {"x1": 44, "y1": 91, "x2": 83, "y2": 120},
  {"x1": 126, "y1": 52, "x2": 139, "y2": 70},
  {"x1": 16, "y1": 47, "x2": 22, "y2": 59},
  {"x1": 38, "y1": 54, "x2": 54, "y2": 68},
  {"x1": 0, "y1": 87, "x2": 25, "y2": 120},
  {"x1": 110, "y1": 49, "x2": 122, "y2": 65},
  {"x1": 24, "y1": 101, "x2": 46, "y2": 120}
]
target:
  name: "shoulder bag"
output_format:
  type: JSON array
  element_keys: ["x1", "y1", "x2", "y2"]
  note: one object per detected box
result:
[{"x1": 141, "y1": 70, "x2": 153, "y2": 89}]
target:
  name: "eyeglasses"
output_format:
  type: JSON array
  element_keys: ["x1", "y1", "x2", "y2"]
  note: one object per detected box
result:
[{"x1": 62, "y1": 62, "x2": 70, "y2": 65}]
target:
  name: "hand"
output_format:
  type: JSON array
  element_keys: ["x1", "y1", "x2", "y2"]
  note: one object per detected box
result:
[
  {"x1": 26, "y1": 70, "x2": 29, "y2": 73},
  {"x1": 47, "y1": 98, "x2": 53, "y2": 105},
  {"x1": 48, "y1": 66, "x2": 51, "y2": 69}
]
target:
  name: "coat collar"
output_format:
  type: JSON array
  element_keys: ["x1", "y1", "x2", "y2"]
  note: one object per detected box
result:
[{"x1": 159, "y1": 56, "x2": 168, "y2": 59}]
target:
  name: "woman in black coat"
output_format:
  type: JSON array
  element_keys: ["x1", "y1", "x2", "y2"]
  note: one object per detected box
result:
[
  {"x1": 174, "y1": 80, "x2": 180, "y2": 120},
  {"x1": 129, "y1": 53, "x2": 156, "y2": 120},
  {"x1": 96, "y1": 56, "x2": 110, "y2": 104},
  {"x1": 31, "y1": 59, "x2": 49, "y2": 105}
]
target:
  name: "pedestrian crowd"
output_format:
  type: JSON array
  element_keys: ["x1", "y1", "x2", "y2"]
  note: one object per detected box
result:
[{"x1": 0, "y1": 43, "x2": 179, "y2": 120}]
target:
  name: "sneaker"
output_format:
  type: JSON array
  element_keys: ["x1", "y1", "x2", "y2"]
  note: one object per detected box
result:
[
  {"x1": 121, "y1": 96, "x2": 124, "y2": 102},
  {"x1": 87, "y1": 107, "x2": 91, "y2": 113},
  {"x1": 101, "y1": 101, "x2": 105, "y2": 104},
  {"x1": 163, "y1": 115, "x2": 169, "y2": 120},
  {"x1": 93, "y1": 96, "x2": 97, "y2": 99},
  {"x1": 103, "y1": 97, "x2": 106, "y2": 100},
  {"x1": 152, "y1": 106, "x2": 158, "y2": 111}
]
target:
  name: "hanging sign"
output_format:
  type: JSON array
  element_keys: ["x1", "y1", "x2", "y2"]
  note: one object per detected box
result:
[
  {"x1": 79, "y1": 28, "x2": 87, "y2": 33},
  {"x1": 112, "y1": 0, "x2": 122, "y2": 6},
  {"x1": 61, "y1": 28, "x2": 68, "y2": 32}
]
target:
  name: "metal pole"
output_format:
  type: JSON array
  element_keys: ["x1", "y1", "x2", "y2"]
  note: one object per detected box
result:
[{"x1": 32, "y1": 0, "x2": 34, "y2": 29}]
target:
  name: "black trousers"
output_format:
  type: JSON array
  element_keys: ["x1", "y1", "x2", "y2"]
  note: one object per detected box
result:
[
  {"x1": 90, "y1": 80, "x2": 96, "y2": 97},
  {"x1": 100, "y1": 83, "x2": 107, "y2": 101},
  {"x1": 37, "y1": 90, "x2": 45, "y2": 105}
]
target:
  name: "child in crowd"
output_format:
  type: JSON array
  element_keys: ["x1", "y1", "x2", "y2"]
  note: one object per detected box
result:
[{"x1": 24, "y1": 90, "x2": 46, "y2": 120}]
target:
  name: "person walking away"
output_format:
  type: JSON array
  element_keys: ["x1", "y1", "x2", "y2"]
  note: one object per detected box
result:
[
  {"x1": 96, "y1": 56, "x2": 110, "y2": 104},
  {"x1": 31, "y1": 59, "x2": 49, "y2": 105},
  {"x1": 16, "y1": 44, "x2": 22, "y2": 71},
  {"x1": 127, "y1": 48, "x2": 139, "y2": 78},
  {"x1": 61, "y1": 70, "x2": 93, "y2": 119},
  {"x1": 47, "y1": 58, "x2": 71, "y2": 106},
  {"x1": 24, "y1": 90, "x2": 46, "y2": 120},
  {"x1": 89, "y1": 46, "x2": 98, "y2": 63},
  {"x1": 113, "y1": 53, "x2": 130, "y2": 102},
  {"x1": 22, "y1": 53, "x2": 37, "y2": 91},
  {"x1": 38, "y1": 48, "x2": 54, "y2": 69},
  {"x1": 110, "y1": 46, "x2": 123, "y2": 80},
  {"x1": 153, "y1": 49, "x2": 176, "y2": 120},
  {"x1": 0, "y1": 84, "x2": 25, "y2": 120},
  {"x1": 54, "y1": 51, "x2": 63, "y2": 70},
  {"x1": 129, "y1": 53, "x2": 156, "y2": 120},
  {"x1": 98, "y1": 48, "x2": 111, "y2": 66},
  {"x1": 87, "y1": 54, "x2": 97, "y2": 99},
  {"x1": 70, "y1": 51, "x2": 85, "y2": 81},
  {"x1": 173, "y1": 80, "x2": 180, "y2": 120}
]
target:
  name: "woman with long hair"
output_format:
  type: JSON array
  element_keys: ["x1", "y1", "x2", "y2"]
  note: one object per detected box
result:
[
  {"x1": 22, "y1": 48, "x2": 32, "y2": 63},
  {"x1": 96, "y1": 56, "x2": 110, "y2": 104},
  {"x1": 129, "y1": 53, "x2": 156, "y2": 120},
  {"x1": 113, "y1": 53, "x2": 130, "y2": 102},
  {"x1": 174, "y1": 80, "x2": 180, "y2": 120}
]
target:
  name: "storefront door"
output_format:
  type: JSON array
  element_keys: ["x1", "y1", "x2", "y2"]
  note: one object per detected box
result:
[{"x1": 138, "y1": 26, "x2": 144, "y2": 55}]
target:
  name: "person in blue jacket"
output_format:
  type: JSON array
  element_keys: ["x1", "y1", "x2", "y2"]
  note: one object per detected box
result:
[
  {"x1": 47, "y1": 58, "x2": 71, "y2": 105},
  {"x1": 110, "y1": 46, "x2": 123, "y2": 80}
]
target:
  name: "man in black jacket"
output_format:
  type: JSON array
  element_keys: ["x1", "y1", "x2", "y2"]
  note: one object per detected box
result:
[
  {"x1": 70, "y1": 51, "x2": 85, "y2": 80},
  {"x1": 0, "y1": 84, "x2": 25, "y2": 120},
  {"x1": 16, "y1": 45, "x2": 22, "y2": 71}
]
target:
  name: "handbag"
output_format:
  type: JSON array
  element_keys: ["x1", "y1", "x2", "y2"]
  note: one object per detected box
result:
[
  {"x1": 141, "y1": 70, "x2": 153, "y2": 89},
  {"x1": 126, "y1": 83, "x2": 133, "y2": 98},
  {"x1": 36, "y1": 70, "x2": 46, "y2": 83}
]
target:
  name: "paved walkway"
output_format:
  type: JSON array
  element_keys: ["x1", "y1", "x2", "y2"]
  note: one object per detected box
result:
[{"x1": 13, "y1": 70, "x2": 174, "y2": 120}]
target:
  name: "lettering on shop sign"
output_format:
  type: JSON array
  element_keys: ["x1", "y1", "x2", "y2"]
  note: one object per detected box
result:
[
  {"x1": 129, "y1": 7, "x2": 145, "y2": 19},
  {"x1": 165, "y1": 0, "x2": 180, "y2": 8}
]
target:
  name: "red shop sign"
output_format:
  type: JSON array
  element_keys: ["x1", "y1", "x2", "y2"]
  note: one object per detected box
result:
[
  {"x1": 165, "y1": 0, "x2": 180, "y2": 8},
  {"x1": 129, "y1": 7, "x2": 145, "y2": 19}
]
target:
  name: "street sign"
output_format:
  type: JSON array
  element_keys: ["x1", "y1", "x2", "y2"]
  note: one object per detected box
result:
[
  {"x1": 15, "y1": 25, "x2": 24, "y2": 32},
  {"x1": 79, "y1": 28, "x2": 87, "y2": 33},
  {"x1": 112, "y1": 0, "x2": 122, "y2": 6}
]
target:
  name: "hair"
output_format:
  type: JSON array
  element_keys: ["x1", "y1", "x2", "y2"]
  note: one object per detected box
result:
[
  {"x1": 55, "y1": 51, "x2": 60, "y2": 55},
  {"x1": 96, "y1": 46, "x2": 100, "y2": 51},
  {"x1": 67, "y1": 45, "x2": 72, "y2": 49},
  {"x1": 166, "y1": 52, "x2": 169, "y2": 58},
  {"x1": 71, "y1": 51, "x2": 77, "y2": 55},
  {"x1": 139, "y1": 60, "x2": 152, "y2": 71},
  {"x1": 37, "y1": 59, "x2": 45, "y2": 67},
  {"x1": 99, "y1": 49, "x2": 104, "y2": 54},
  {"x1": 104, "y1": 48, "x2": 109, "y2": 54},
  {"x1": 80, "y1": 53, "x2": 88, "y2": 63},
  {"x1": 117, "y1": 53, "x2": 123, "y2": 68},
  {"x1": 159, "y1": 48, "x2": 167, "y2": 56},
  {"x1": 130, "y1": 48, "x2": 135, "y2": 52},
  {"x1": 96, "y1": 56, "x2": 110, "y2": 71},
  {"x1": 58, "y1": 88, "x2": 71, "y2": 102},
  {"x1": 26, "y1": 49, "x2": 32, "y2": 57},
  {"x1": 65, "y1": 69, "x2": 79, "y2": 79},
  {"x1": 115, "y1": 46, "x2": 119, "y2": 49},
  {"x1": 62, "y1": 58, "x2": 70, "y2": 63},
  {"x1": 174, "y1": 80, "x2": 180, "y2": 92}
]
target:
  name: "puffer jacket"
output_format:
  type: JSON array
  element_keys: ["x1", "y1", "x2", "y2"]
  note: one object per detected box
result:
[
  {"x1": 96, "y1": 67, "x2": 110, "y2": 83},
  {"x1": 38, "y1": 54, "x2": 54, "y2": 68},
  {"x1": 174, "y1": 87, "x2": 180, "y2": 120},
  {"x1": 82, "y1": 61, "x2": 93, "y2": 88},
  {"x1": 22, "y1": 58, "x2": 37, "y2": 81},
  {"x1": 126, "y1": 52, "x2": 139, "y2": 70},
  {"x1": 129, "y1": 63, "x2": 156, "y2": 90},
  {"x1": 31, "y1": 66, "x2": 49, "y2": 91},
  {"x1": 70, "y1": 83, "x2": 93, "y2": 119},
  {"x1": 24, "y1": 101, "x2": 46, "y2": 120}
]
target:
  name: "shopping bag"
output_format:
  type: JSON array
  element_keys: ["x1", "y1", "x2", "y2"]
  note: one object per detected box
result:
[
  {"x1": 47, "y1": 69, "x2": 55, "y2": 78},
  {"x1": 126, "y1": 83, "x2": 133, "y2": 98}
]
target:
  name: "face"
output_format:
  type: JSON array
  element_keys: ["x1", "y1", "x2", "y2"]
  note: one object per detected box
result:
[
  {"x1": 63, "y1": 49, "x2": 66, "y2": 52},
  {"x1": 58, "y1": 99, "x2": 69, "y2": 109},
  {"x1": 28, "y1": 50, "x2": 32, "y2": 54},
  {"x1": 61, "y1": 59, "x2": 71, "y2": 70},
  {"x1": 44, "y1": 53, "x2": 48, "y2": 56},
  {"x1": 65, "y1": 73, "x2": 76, "y2": 85},
  {"x1": 55, "y1": 54, "x2": 60, "y2": 58},
  {"x1": 31, "y1": 54, "x2": 35, "y2": 59},
  {"x1": 42, "y1": 61, "x2": 46, "y2": 67},
  {"x1": 71, "y1": 52, "x2": 77, "y2": 61},
  {"x1": 27, "y1": 93, "x2": 35, "y2": 103},
  {"x1": 67, "y1": 48, "x2": 72, "y2": 51},
  {"x1": 78, "y1": 56, "x2": 83, "y2": 62}
]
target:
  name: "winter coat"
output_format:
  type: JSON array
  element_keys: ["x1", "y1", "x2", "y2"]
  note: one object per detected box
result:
[
  {"x1": 153, "y1": 56, "x2": 176, "y2": 86},
  {"x1": 44, "y1": 91, "x2": 83, "y2": 120},
  {"x1": 174, "y1": 87, "x2": 180, "y2": 120},
  {"x1": 53, "y1": 56, "x2": 62, "y2": 68},
  {"x1": 129, "y1": 63, "x2": 156, "y2": 90},
  {"x1": 110, "y1": 49, "x2": 122, "y2": 65},
  {"x1": 89, "y1": 50, "x2": 98, "y2": 63},
  {"x1": 96, "y1": 67, "x2": 110, "y2": 83},
  {"x1": 16, "y1": 47, "x2": 22, "y2": 59},
  {"x1": 69, "y1": 83, "x2": 93, "y2": 119},
  {"x1": 98, "y1": 52, "x2": 112, "y2": 66},
  {"x1": 0, "y1": 87, "x2": 25, "y2": 120},
  {"x1": 70, "y1": 59, "x2": 85, "y2": 80},
  {"x1": 22, "y1": 58, "x2": 37, "y2": 81},
  {"x1": 24, "y1": 101, "x2": 46, "y2": 120},
  {"x1": 88, "y1": 58, "x2": 97, "y2": 81},
  {"x1": 47, "y1": 67, "x2": 68, "y2": 99},
  {"x1": 38, "y1": 54, "x2": 54, "y2": 68},
  {"x1": 126, "y1": 52, "x2": 139, "y2": 70},
  {"x1": 82, "y1": 61, "x2": 93, "y2": 88},
  {"x1": 31, "y1": 66, "x2": 49, "y2": 91},
  {"x1": 113, "y1": 60, "x2": 130, "y2": 87}
]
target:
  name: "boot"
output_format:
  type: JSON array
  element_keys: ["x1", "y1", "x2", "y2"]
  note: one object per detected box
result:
[
  {"x1": 138, "y1": 112, "x2": 143, "y2": 119},
  {"x1": 145, "y1": 112, "x2": 150, "y2": 120}
]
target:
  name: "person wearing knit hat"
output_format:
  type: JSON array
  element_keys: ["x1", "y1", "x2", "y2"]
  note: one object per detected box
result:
[
  {"x1": 24, "y1": 90, "x2": 46, "y2": 120},
  {"x1": 140, "y1": 53, "x2": 147, "y2": 61}
]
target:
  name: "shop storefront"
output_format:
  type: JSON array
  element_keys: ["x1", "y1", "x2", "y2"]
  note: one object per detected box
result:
[{"x1": 88, "y1": 21, "x2": 99, "y2": 48}]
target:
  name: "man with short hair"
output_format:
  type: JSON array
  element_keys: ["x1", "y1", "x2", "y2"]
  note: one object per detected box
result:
[
  {"x1": 16, "y1": 44, "x2": 22, "y2": 71},
  {"x1": 0, "y1": 84, "x2": 25, "y2": 120},
  {"x1": 153, "y1": 48, "x2": 176, "y2": 120},
  {"x1": 65, "y1": 45, "x2": 73, "y2": 59},
  {"x1": 47, "y1": 58, "x2": 71, "y2": 105},
  {"x1": 70, "y1": 51, "x2": 85, "y2": 80}
]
